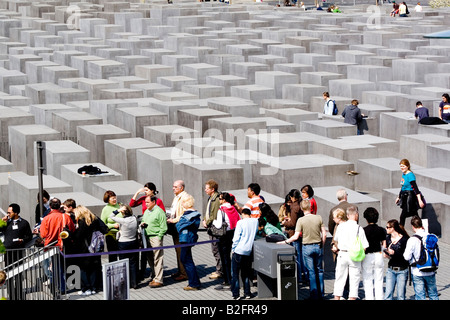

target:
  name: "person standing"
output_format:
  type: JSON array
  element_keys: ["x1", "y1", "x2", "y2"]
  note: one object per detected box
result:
[
  {"x1": 1, "y1": 203, "x2": 32, "y2": 300},
  {"x1": 341, "y1": 99, "x2": 365, "y2": 135},
  {"x1": 403, "y1": 215, "x2": 439, "y2": 300},
  {"x1": 167, "y1": 180, "x2": 188, "y2": 281},
  {"x1": 230, "y1": 208, "x2": 258, "y2": 300},
  {"x1": 328, "y1": 188, "x2": 353, "y2": 236},
  {"x1": 333, "y1": 206, "x2": 369, "y2": 300},
  {"x1": 361, "y1": 207, "x2": 386, "y2": 300},
  {"x1": 39, "y1": 198, "x2": 76, "y2": 296},
  {"x1": 383, "y1": 219, "x2": 409, "y2": 300},
  {"x1": 214, "y1": 192, "x2": 241, "y2": 290},
  {"x1": 140, "y1": 195, "x2": 167, "y2": 288},
  {"x1": 236, "y1": 183, "x2": 264, "y2": 218},
  {"x1": 281, "y1": 188, "x2": 305, "y2": 283},
  {"x1": 395, "y1": 159, "x2": 424, "y2": 226},
  {"x1": 129, "y1": 182, "x2": 165, "y2": 283},
  {"x1": 279, "y1": 199, "x2": 326, "y2": 300},
  {"x1": 176, "y1": 194, "x2": 202, "y2": 291},
  {"x1": 72, "y1": 205, "x2": 108, "y2": 296},
  {"x1": 323, "y1": 91, "x2": 336, "y2": 115},
  {"x1": 202, "y1": 179, "x2": 223, "y2": 281},
  {"x1": 101, "y1": 190, "x2": 121, "y2": 262},
  {"x1": 110, "y1": 204, "x2": 139, "y2": 289}
]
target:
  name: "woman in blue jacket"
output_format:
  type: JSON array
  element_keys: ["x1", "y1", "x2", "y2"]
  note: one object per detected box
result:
[{"x1": 176, "y1": 194, "x2": 201, "y2": 291}]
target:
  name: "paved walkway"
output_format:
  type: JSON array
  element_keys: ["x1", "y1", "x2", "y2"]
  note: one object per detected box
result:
[{"x1": 68, "y1": 222, "x2": 450, "y2": 301}]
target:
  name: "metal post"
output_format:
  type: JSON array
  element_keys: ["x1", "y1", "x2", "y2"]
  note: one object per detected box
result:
[{"x1": 36, "y1": 141, "x2": 45, "y2": 224}]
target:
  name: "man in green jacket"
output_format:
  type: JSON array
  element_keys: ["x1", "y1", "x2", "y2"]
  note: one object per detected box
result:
[
  {"x1": 141, "y1": 195, "x2": 167, "y2": 288},
  {"x1": 202, "y1": 179, "x2": 222, "y2": 280}
]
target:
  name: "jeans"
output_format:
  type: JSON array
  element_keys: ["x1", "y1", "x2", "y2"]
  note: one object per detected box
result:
[
  {"x1": 384, "y1": 267, "x2": 408, "y2": 300},
  {"x1": 302, "y1": 244, "x2": 324, "y2": 299},
  {"x1": 180, "y1": 245, "x2": 200, "y2": 288},
  {"x1": 411, "y1": 274, "x2": 439, "y2": 300},
  {"x1": 231, "y1": 252, "x2": 252, "y2": 298},
  {"x1": 292, "y1": 239, "x2": 306, "y2": 281}
]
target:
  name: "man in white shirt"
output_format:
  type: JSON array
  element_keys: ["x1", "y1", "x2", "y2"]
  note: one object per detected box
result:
[
  {"x1": 323, "y1": 91, "x2": 335, "y2": 115},
  {"x1": 403, "y1": 215, "x2": 439, "y2": 300},
  {"x1": 333, "y1": 206, "x2": 369, "y2": 300}
]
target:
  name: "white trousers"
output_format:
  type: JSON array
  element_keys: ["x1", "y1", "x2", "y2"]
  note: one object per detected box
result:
[
  {"x1": 361, "y1": 252, "x2": 385, "y2": 300},
  {"x1": 333, "y1": 251, "x2": 361, "y2": 299}
]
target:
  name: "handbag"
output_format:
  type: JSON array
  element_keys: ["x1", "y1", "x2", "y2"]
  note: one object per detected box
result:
[
  {"x1": 209, "y1": 210, "x2": 228, "y2": 238},
  {"x1": 349, "y1": 226, "x2": 365, "y2": 262}
]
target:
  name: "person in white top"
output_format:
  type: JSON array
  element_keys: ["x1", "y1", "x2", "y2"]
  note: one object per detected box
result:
[
  {"x1": 414, "y1": 2, "x2": 422, "y2": 12},
  {"x1": 403, "y1": 215, "x2": 439, "y2": 300},
  {"x1": 333, "y1": 206, "x2": 369, "y2": 300},
  {"x1": 323, "y1": 91, "x2": 335, "y2": 115}
]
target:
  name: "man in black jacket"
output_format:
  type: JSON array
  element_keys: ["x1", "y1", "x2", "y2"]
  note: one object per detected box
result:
[{"x1": 1, "y1": 203, "x2": 32, "y2": 299}]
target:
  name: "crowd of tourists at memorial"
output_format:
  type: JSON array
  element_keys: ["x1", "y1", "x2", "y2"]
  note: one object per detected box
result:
[{"x1": 0, "y1": 157, "x2": 440, "y2": 300}]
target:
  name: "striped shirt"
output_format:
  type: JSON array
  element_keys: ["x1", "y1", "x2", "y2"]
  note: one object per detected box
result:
[{"x1": 243, "y1": 196, "x2": 264, "y2": 218}]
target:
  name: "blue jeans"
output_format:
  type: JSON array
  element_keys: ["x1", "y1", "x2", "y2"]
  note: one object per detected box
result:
[
  {"x1": 302, "y1": 244, "x2": 324, "y2": 299},
  {"x1": 411, "y1": 274, "x2": 439, "y2": 300},
  {"x1": 292, "y1": 239, "x2": 306, "y2": 281},
  {"x1": 231, "y1": 252, "x2": 252, "y2": 298},
  {"x1": 180, "y1": 245, "x2": 200, "y2": 288},
  {"x1": 384, "y1": 267, "x2": 408, "y2": 300}
]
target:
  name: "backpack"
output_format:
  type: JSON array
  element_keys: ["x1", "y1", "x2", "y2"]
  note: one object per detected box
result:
[
  {"x1": 412, "y1": 234, "x2": 439, "y2": 272},
  {"x1": 328, "y1": 100, "x2": 338, "y2": 115},
  {"x1": 349, "y1": 226, "x2": 366, "y2": 262},
  {"x1": 88, "y1": 230, "x2": 105, "y2": 253}
]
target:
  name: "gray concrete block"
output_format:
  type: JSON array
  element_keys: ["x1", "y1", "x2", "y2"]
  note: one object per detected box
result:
[
  {"x1": 114, "y1": 106, "x2": 169, "y2": 138},
  {"x1": 135, "y1": 64, "x2": 175, "y2": 82},
  {"x1": 230, "y1": 84, "x2": 276, "y2": 106},
  {"x1": 29, "y1": 103, "x2": 76, "y2": 127},
  {"x1": 60, "y1": 162, "x2": 122, "y2": 196},
  {"x1": 379, "y1": 112, "x2": 418, "y2": 140},
  {"x1": 172, "y1": 158, "x2": 244, "y2": 215},
  {"x1": 252, "y1": 154, "x2": 355, "y2": 198},
  {"x1": 89, "y1": 99, "x2": 138, "y2": 125},
  {"x1": 299, "y1": 119, "x2": 357, "y2": 139},
  {"x1": 8, "y1": 173, "x2": 72, "y2": 225},
  {"x1": 104, "y1": 137, "x2": 161, "y2": 181},
  {"x1": 36, "y1": 140, "x2": 90, "y2": 179},
  {"x1": 328, "y1": 78, "x2": 376, "y2": 100},
  {"x1": 207, "y1": 97, "x2": 260, "y2": 118},
  {"x1": 400, "y1": 134, "x2": 450, "y2": 168},
  {"x1": 136, "y1": 147, "x2": 198, "y2": 204},
  {"x1": 311, "y1": 138, "x2": 379, "y2": 163},
  {"x1": 52, "y1": 111, "x2": 102, "y2": 142},
  {"x1": 177, "y1": 108, "x2": 231, "y2": 135},
  {"x1": 282, "y1": 83, "x2": 327, "y2": 104},
  {"x1": 143, "y1": 124, "x2": 199, "y2": 148},
  {"x1": 76, "y1": 124, "x2": 132, "y2": 163},
  {"x1": 8, "y1": 124, "x2": 62, "y2": 175},
  {"x1": 428, "y1": 144, "x2": 450, "y2": 169},
  {"x1": 150, "y1": 100, "x2": 200, "y2": 125}
]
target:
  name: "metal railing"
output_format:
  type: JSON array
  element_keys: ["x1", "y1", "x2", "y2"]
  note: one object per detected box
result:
[{"x1": 0, "y1": 240, "x2": 63, "y2": 300}]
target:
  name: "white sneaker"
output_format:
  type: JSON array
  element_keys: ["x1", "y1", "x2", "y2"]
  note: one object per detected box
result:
[{"x1": 78, "y1": 290, "x2": 92, "y2": 296}]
